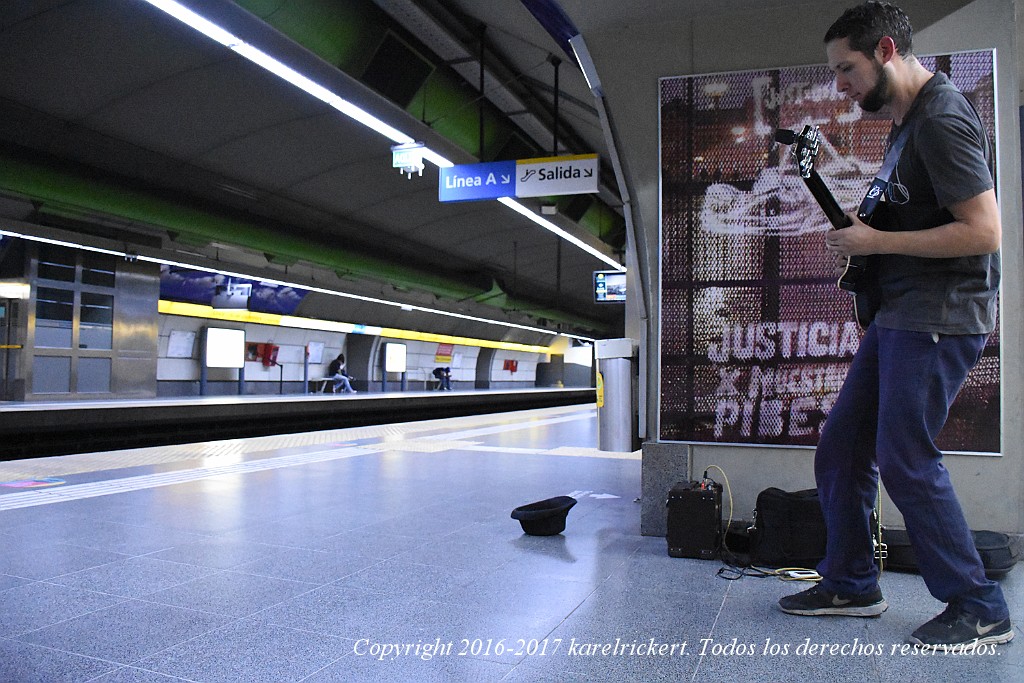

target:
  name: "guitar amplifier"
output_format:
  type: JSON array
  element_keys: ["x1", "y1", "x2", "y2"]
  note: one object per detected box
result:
[{"x1": 666, "y1": 481, "x2": 723, "y2": 560}]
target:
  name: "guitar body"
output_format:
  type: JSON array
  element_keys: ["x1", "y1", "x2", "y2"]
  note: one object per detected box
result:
[
  {"x1": 838, "y1": 254, "x2": 869, "y2": 293},
  {"x1": 844, "y1": 256, "x2": 879, "y2": 330}
]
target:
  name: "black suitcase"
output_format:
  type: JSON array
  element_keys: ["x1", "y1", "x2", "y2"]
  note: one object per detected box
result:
[
  {"x1": 666, "y1": 481, "x2": 722, "y2": 560},
  {"x1": 881, "y1": 528, "x2": 1019, "y2": 579},
  {"x1": 748, "y1": 487, "x2": 827, "y2": 568}
]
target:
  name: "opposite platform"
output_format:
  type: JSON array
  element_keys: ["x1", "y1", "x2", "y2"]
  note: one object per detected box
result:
[{"x1": 0, "y1": 387, "x2": 594, "y2": 461}]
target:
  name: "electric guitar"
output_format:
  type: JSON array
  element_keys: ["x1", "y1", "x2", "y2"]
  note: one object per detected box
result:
[{"x1": 775, "y1": 125, "x2": 880, "y2": 329}]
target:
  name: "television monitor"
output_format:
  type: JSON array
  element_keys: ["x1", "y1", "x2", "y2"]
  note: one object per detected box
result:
[
  {"x1": 204, "y1": 327, "x2": 245, "y2": 368},
  {"x1": 594, "y1": 270, "x2": 626, "y2": 303}
]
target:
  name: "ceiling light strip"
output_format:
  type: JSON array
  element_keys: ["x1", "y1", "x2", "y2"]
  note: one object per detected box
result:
[
  {"x1": 141, "y1": 0, "x2": 238, "y2": 46},
  {"x1": 420, "y1": 148, "x2": 454, "y2": 168},
  {"x1": 139, "y1": 0, "x2": 622, "y2": 271},
  {"x1": 497, "y1": 197, "x2": 624, "y2": 271},
  {"x1": 1, "y1": 227, "x2": 596, "y2": 343}
]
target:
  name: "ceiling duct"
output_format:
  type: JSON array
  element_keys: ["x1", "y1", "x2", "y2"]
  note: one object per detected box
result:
[
  {"x1": 374, "y1": 0, "x2": 587, "y2": 161},
  {"x1": 561, "y1": 194, "x2": 593, "y2": 223},
  {"x1": 361, "y1": 31, "x2": 435, "y2": 108},
  {"x1": 494, "y1": 131, "x2": 537, "y2": 162}
]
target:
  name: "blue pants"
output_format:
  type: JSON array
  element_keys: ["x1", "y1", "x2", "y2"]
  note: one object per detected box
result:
[
  {"x1": 815, "y1": 324, "x2": 1007, "y2": 621},
  {"x1": 332, "y1": 374, "x2": 354, "y2": 393}
]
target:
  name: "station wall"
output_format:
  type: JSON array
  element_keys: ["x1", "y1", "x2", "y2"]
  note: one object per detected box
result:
[{"x1": 154, "y1": 313, "x2": 580, "y2": 395}]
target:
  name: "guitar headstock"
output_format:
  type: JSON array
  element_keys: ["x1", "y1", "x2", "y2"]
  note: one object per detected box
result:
[{"x1": 775, "y1": 125, "x2": 821, "y2": 179}]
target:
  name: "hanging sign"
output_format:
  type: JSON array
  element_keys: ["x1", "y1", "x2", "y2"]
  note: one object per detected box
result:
[
  {"x1": 515, "y1": 154, "x2": 598, "y2": 198},
  {"x1": 438, "y1": 160, "x2": 515, "y2": 202},
  {"x1": 438, "y1": 154, "x2": 598, "y2": 203}
]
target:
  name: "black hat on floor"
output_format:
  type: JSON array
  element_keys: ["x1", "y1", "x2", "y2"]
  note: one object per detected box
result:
[{"x1": 511, "y1": 496, "x2": 577, "y2": 536}]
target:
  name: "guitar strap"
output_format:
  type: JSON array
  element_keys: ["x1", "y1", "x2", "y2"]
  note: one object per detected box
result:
[{"x1": 856, "y1": 125, "x2": 911, "y2": 221}]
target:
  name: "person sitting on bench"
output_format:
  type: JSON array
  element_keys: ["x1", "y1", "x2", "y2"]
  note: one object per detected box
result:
[
  {"x1": 432, "y1": 366, "x2": 452, "y2": 391},
  {"x1": 328, "y1": 353, "x2": 356, "y2": 393}
]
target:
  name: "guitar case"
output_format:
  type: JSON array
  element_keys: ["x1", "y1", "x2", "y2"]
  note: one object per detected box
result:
[{"x1": 881, "y1": 528, "x2": 1019, "y2": 579}]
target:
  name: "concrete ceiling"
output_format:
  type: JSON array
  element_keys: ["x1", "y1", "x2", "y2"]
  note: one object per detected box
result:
[
  {"x1": 0, "y1": 0, "x2": 982, "y2": 343},
  {"x1": 0, "y1": 0, "x2": 630, "y2": 340}
]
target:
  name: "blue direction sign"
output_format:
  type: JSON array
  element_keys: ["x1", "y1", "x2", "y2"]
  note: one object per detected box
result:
[{"x1": 438, "y1": 160, "x2": 516, "y2": 202}]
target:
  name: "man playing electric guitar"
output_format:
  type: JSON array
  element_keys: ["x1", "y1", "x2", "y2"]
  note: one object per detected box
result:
[{"x1": 777, "y1": 1, "x2": 1010, "y2": 651}]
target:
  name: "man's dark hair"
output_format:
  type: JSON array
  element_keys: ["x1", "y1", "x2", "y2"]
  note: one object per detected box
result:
[{"x1": 824, "y1": 2, "x2": 913, "y2": 58}]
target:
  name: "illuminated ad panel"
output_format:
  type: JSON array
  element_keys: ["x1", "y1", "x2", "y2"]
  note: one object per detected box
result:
[
  {"x1": 160, "y1": 266, "x2": 308, "y2": 315},
  {"x1": 658, "y1": 51, "x2": 999, "y2": 451}
]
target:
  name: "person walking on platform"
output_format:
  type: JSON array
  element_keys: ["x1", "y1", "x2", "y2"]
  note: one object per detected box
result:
[
  {"x1": 328, "y1": 353, "x2": 356, "y2": 394},
  {"x1": 777, "y1": 1, "x2": 1011, "y2": 650}
]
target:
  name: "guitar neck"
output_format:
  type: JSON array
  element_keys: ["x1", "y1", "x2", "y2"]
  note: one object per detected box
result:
[{"x1": 803, "y1": 169, "x2": 853, "y2": 229}]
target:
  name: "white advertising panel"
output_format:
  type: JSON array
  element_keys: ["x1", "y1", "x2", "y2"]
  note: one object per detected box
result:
[
  {"x1": 384, "y1": 342, "x2": 407, "y2": 373},
  {"x1": 205, "y1": 327, "x2": 245, "y2": 368}
]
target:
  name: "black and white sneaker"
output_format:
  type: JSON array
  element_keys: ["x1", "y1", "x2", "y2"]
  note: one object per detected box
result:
[
  {"x1": 909, "y1": 604, "x2": 1014, "y2": 650},
  {"x1": 778, "y1": 584, "x2": 887, "y2": 617}
]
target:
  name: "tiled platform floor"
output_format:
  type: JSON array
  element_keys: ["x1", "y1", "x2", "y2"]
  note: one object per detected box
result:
[{"x1": 0, "y1": 405, "x2": 1020, "y2": 682}]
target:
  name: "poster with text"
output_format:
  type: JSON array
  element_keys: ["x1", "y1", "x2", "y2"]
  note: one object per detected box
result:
[{"x1": 659, "y1": 51, "x2": 999, "y2": 452}]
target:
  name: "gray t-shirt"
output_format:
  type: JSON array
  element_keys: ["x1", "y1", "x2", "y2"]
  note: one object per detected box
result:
[{"x1": 872, "y1": 72, "x2": 1000, "y2": 335}]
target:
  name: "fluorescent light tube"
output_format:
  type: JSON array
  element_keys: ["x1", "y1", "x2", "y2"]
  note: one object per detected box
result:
[
  {"x1": 569, "y1": 34, "x2": 603, "y2": 96},
  {"x1": 139, "y1": 1, "x2": 621, "y2": 284},
  {"x1": 142, "y1": 0, "x2": 239, "y2": 46},
  {"x1": 497, "y1": 198, "x2": 624, "y2": 271}
]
